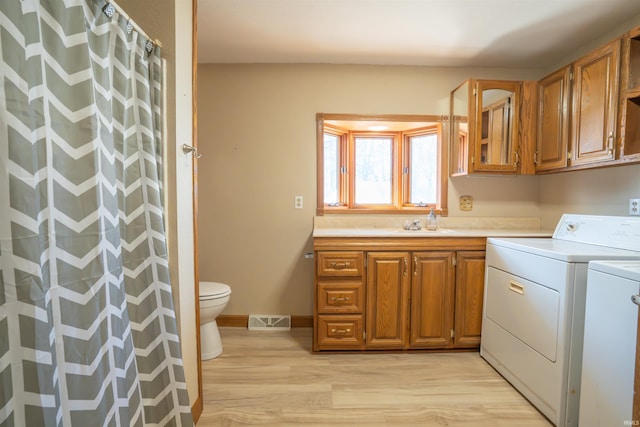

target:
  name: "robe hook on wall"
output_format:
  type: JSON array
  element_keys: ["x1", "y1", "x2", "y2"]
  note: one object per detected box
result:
[{"x1": 182, "y1": 144, "x2": 202, "y2": 159}]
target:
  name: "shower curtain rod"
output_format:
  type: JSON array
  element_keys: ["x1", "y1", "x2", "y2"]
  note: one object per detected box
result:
[{"x1": 104, "y1": 0, "x2": 163, "y2": 47}]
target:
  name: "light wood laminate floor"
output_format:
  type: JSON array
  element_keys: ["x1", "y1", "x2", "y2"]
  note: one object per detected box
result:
[{"x1": 198, "y1": 327, "x2": 551, "y2": 426}]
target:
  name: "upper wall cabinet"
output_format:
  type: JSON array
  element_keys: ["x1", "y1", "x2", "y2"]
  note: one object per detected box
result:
[
  {"x1": 571, "y1": 40, "x2": 620, "y2": 167},
  {"x1": 450, "y1": 79, "x2": 524, "y2": 176},
  {"x1": 617, "y1": 27, "x2": 640, "y2": 163},
  {"x1": 536, "y1": 39, "x2": 621, "y2": 172}
]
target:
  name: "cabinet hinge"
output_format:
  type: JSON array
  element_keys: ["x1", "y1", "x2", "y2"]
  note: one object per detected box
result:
[
  {"x1": 471, "y1": 156, "x2": 475, "y2": 165},
  {"x1": 363, "y1": 330, "x2": 366, "y2": 340},
  {"x1": 569, "y1": 71, "x2": 574, "y2": 81},
  {"x1": 473, "y1": 88, "x2": 477, "y2": 96},
  {"x1": 450, "y1": 329, "x2": 455, "y2": 338},
  {"x1": 452, "y1": 256, "x2": 457, "y2": 266}
]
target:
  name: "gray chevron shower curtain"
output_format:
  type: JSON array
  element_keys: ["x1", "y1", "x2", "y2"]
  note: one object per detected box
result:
[{"x1": 0, "y1": 1, "x2": 193, "y2": 425}]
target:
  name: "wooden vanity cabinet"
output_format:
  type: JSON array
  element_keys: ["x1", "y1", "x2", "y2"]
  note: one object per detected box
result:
[
  {"x1": 313, "y1": 239, "x2": 487, "y2": 352},
  {"x1": 536, "y1": 39, "x2": 621, "y2": 172}
]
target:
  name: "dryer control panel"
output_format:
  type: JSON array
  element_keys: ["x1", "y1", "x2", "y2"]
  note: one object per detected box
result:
[{"x1": 553, "y1": 214, "x2": 640, "y2": 252}]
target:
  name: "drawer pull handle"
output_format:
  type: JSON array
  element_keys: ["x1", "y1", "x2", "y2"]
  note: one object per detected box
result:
[
  {"x1": 330, "y1": 261, "x2": 350, "y2": 269},
  {"x1": 330, "y1": 296, "x2": 350, "y2": 302},
  {"x1": 509, "y1": 281, "x2": 525, "y2": 295},
  {"x1": 330, "y1": 328, "x2": 351, "y2": 334}
]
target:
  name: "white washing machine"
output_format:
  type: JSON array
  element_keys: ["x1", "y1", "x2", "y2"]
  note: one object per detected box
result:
[
  {"x1": 579, "y1": 260, "x2": 640, "y2": 427},
  {"x1": 481, "y1": 214, "x2": 640, "y2": 427}
]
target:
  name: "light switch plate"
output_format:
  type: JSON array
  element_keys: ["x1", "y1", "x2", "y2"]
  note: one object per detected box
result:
[{"x1": 460, "y1": 195, "x2": 473, "y2": 211}]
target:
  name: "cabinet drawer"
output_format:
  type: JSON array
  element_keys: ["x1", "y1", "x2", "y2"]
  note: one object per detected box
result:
[
  {"x1": 317, "y1": 315, "x2": 364, "y2": 349},
  {"x1": 317, "y1": 282, "x2": 364, "y2": 313},
  {"x1": 317, "y1": 251, "x2": 364, "y2": 277}
]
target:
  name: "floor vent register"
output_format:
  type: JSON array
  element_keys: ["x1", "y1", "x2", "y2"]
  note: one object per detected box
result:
[{"x1": 248, "y1": 314, "x2": 291, "y2": 331}]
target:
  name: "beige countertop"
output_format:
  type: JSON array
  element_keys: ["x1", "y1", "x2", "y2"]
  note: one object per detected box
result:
[
  {"x1": 313, "y1": 228, "x2": 553, "y2": 238},
  {"x1": 312, "y1": 216, "x2": 554, "y2": 238}
]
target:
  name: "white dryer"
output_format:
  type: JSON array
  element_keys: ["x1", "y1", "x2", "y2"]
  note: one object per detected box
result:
[{"x1": 481, "y1": 215, "x2": 640, "y2": 427}]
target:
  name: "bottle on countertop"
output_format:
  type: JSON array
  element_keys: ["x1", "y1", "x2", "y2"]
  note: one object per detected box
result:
[{"x1": 426, "y1": 208, "x2": 438, "y2": 231}]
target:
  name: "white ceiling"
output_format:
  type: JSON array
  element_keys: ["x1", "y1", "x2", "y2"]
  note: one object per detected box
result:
[{"x1": 197, "y1": 0, "x2": 640, "y2": 68}]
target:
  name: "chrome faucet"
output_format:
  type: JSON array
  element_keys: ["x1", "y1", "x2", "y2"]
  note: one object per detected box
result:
[{"x1": 404, "y1": 219, "x2": 422, "y2": 230}]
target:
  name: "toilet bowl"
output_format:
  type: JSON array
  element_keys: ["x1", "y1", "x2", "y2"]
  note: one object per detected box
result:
[{"x1": 199, "y1": 281, "x2": 231, "y2": 360}]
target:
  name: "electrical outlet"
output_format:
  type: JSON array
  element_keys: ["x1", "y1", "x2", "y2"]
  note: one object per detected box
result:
[
  {"x1": 294, "y1": 195, "x2": 303, "y2": 209},
  {"x1": 460, "y1": 195, "x2": 473, "y2": 211},
  {"x1": 630, "y1": 198, "x2": 640, "y2": 216}
]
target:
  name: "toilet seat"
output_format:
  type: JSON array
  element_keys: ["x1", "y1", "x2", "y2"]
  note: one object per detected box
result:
[{"x1": 199, "y1": 281, "x2": 231, "y2": 300}]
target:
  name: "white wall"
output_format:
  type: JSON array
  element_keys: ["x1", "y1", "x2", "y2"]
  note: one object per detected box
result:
[{"x1": 539, "y1": 164, "x2": 640, "y2": 229}]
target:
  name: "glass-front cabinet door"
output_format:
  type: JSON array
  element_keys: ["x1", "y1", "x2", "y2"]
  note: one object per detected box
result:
[
  {"x1": 450, "y1": 80, "x2": 470, "y2": 176},
  {"x1": 450, "y1": 79, "x2": 521, "y2": 175}
]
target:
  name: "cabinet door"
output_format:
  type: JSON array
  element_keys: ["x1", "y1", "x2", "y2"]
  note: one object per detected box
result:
[
  {"x1": 620, "y1": 27, "x2": 640, "y2": 162},
  {"x1": 409, "y1": 252, "x2": 455, "y2": 349},
  {"x1": 450, "y1": 79, "x2": 471, "y2": 176},
  {"x1": 537, "y1": 67, "x2": 571, "y2": 171},
  {"x1": 473, "y1": 80, "x2": 520, "y2": 173},
  {"x1": 365, "y1": 252, "x2": 410, "y2": 349},
  {"x1": 454, "y1": 251, "x2": 486, "y2": 348},
  {"x1": 571, "y1": 39, "x2": 620, "y2": 166}
]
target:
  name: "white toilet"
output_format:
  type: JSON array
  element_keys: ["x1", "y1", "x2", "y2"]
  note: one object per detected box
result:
[{"x1": 199, "y1": 281, "x2": 231, "y2": 360}]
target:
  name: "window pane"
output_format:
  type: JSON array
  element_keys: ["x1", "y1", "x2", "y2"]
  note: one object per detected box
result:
[
  {"x1": 410, "y1": 134, "x2": 438, "y2": 204},
  {"x1": 323, "y1": 134, "x2": 339, "y2": 204},
  {"x1": 355, "y1": 137, "x2": 392, "y2": 204}
]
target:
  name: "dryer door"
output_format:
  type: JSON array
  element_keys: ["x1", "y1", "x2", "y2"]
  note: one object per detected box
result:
[{"x1": 485, "y1": 267, "x2": 560, "y2": 361}]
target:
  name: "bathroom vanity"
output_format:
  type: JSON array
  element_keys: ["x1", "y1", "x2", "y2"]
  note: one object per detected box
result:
[{"x1": 312, "y1": 217, "x2": 550, "y2": 352}]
